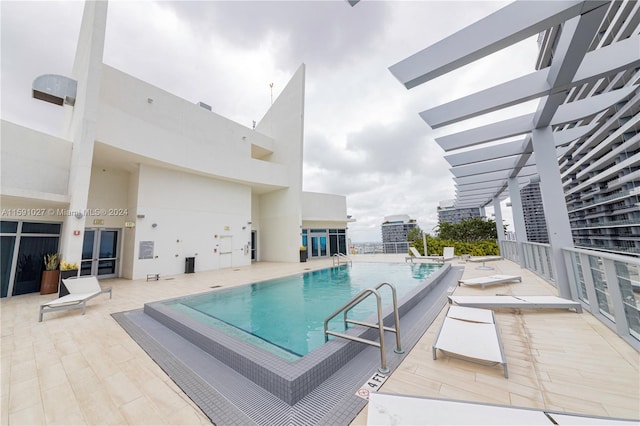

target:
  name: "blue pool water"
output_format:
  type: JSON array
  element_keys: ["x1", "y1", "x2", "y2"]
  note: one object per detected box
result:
[{"x1": 165, "y1": 262, "x2": 440, "y2": 359}]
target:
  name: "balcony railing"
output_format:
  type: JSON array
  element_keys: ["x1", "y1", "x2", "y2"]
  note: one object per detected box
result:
[
  {"x1": 500, "y1": 241, "x2": 639, "y2": 350},
  {"x1": 500, "y1": 241, "x2": 640, "y2": 351},
  {"x1": 499, "y1": 240, "x2": 555, "y2": 283},
  {"x1": 563, "y1": 247, "x2": 640, "y2": 349}
]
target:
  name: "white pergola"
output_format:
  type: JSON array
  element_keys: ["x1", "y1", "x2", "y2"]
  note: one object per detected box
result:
[{"x1": 388, "y1": 0, "x2": 640, "y2": 298}]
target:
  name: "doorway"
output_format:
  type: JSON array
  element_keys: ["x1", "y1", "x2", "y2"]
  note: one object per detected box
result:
[
  {"x1": 81, "y1": 228, "x2": 120, "y2": 278},
  {"x1": 251, "y1": 230, "x2": 257, "y2": 261},
  {"x1": 309, "y1": 232, "x2": 328, "y2": 258}
]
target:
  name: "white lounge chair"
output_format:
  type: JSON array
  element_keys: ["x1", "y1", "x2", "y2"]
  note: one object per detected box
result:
[
  {"x1": 449, "y1": 295, "x2": 583, "y2": 313},
  {"x1": 367, "y1": 393, "x2": 639, "y2": 425},
  {"x1": 433, "y1": 305, "x2": 508, "y2": 377},
  {"x1": 458, "y1": 274, "x2": 521, "y2": 288},
  {"x1": 406, "y1": 246, "x2": 455, "y2": 264},
  {"x1": 39, "y1": 276, "x2": 111, "y2": 322},
  {"x1": 467, "y1": 255, "x2": 503, "y2": 270}
]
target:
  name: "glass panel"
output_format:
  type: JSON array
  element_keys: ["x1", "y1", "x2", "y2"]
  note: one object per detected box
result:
[
  {"x1": 546, "y1": 246, "x2": 554, "y2": 282},
  {"x1": 99, "y1": 230, "x2": 117, "y2": 258},
  {"x1": 21, "y1": 222, "x2": 61, "y2": 234},
  {"x1": 13, "y1": 236, "x2": 59, "y2": 296},
  {"x1": 338, "y1": 235, "x2": 347, "y2": 254},
  {"x1": 82, "y1": 231, "x2": 95, "y2": 260},
  {"x1": 98, "y1": 260, "x2": 116, "y2": 275},
  {"x1": 311, "y1": 237, "x2": 319, "y2": 257},
  {"x1": 329, "y1": 234, "x2": 338, "y2": 255},
  {"x1": 301, "y1": 235, "x2": 307, "y2": 249},
  {"x1": 319, "y1": 236, "x2": 327, "y2": 256},
  {"x1": 571, "y1": 252, "x2": 588, "y2": 304},
  {"x1": 0, "y1": 221, "x2": 18, "y2": 233},
  {"x1": 80, "y1": 261, "x2": 92, "y2": 276},
  {"x1": 1, "y1": 236, "x2": 16, "y2": 298},
  {"x1": 589, "y1": 255, "x2": 614, "y2": 320},
  {"x1": 615, "y1": 261, "x2": 640, "y2": 341}
]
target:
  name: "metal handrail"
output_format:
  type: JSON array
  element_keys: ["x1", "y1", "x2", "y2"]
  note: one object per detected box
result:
[
  {"x1": 323, "y1": 282, "x2": 403, "y2": 374},
  {"x1": 332, "y1": 252, "x2": 353, "y2": 266}
]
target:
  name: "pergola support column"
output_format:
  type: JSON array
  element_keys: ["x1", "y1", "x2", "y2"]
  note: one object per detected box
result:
[
  {"x1": 531, "y1": 127, "x2": 574, "y2": 299},
  {"x1": 507, "y1": 178, "x2": 527, "y2": 268}
]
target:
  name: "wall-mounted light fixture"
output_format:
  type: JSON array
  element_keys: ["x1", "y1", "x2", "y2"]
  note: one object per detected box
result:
[
  {"x1": 147, "y1": 98, "x2": 154, "y2": 104},
  {"x1": 151, "y1": 223, "x2": 158, "y2": 228}
]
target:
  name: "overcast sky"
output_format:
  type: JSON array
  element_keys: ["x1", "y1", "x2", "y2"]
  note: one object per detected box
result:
[{"x1": 1, "y1": 0, "x2": 538, "y2": 242}]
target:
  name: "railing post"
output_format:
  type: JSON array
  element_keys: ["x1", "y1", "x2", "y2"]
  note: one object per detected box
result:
[{"x1": 374, "y1": 291, "x2": 389, "y2": 374}]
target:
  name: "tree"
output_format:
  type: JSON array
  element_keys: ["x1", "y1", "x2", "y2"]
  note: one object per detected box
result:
[
  {"x1": 436, "y1": 217, "x2": 500, "y2": 242},
  {"x1": 407, "y1": 227, "x2": 425, "y2": 254},
  {"x1": 405, "y1": 219, "x2": 502, "y2": 256}
]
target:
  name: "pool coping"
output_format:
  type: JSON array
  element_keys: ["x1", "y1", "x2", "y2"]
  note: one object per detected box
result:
[
  {"x1": 113, "y1": 264, "x2": 463, "y2": 425},
  {"x1": 142, "y1": 262, "x2": 451, "y2": 405}
]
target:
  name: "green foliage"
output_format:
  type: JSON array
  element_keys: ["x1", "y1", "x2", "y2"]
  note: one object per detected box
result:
[
  {"x1": 435, "y1": 217, "x2": 501, "y2": 242},
  {"x1": 406, "y1": 222, "x2": 499, "y2": 256}
]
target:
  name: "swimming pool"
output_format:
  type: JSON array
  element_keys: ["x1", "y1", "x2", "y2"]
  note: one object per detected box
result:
[
  {"x1": 143, "y1": 262, "x2": 451, "y2": 405},
  {"x1": 164, "y1": 262, "x2": 440, "y2": 360}
]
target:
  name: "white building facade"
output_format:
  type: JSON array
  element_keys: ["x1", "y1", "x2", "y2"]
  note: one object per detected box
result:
[{"x1": 0, "y1": 2, "x2": 350, "y2": 297}]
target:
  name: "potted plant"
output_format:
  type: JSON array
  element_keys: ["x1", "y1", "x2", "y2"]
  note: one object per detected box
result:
[
  {"x1": 40, "y1": 253, "x2": 61, "y2": 295},
  {"x1": 59, "y1": 261, "x2": 80, "y2": 297},
  {"x1": 299, "y1": 246, "x2": 308, "y2": 263}
]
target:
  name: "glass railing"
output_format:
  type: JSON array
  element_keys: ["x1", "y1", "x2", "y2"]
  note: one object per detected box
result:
[
  {"x1": 522, "y1": 241, "x2": 555, "y2": 284},
  {"x1": 500, "y1": 240, "x2": 639, "y2": 349},
  {"x1": 563, "y1": 247, "x2": 639, "y2": 348},
  {"x1": 499, "y1": 240, "x2": 520, "y2": 263}
]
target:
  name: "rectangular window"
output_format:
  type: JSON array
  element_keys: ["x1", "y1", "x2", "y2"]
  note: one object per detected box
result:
[
  {"x1": 0, "y1": 221, "x2": 18, "y2": 233},
  {"x1": 22, "y1": 222, "x2": 61, "y2": 234}
]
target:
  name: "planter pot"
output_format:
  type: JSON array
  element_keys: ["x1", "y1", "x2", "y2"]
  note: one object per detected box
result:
[
  {"x1": 59, "y1": 270, "x2": 79, "y2": 297},
  {"x1": 300, "y1": 250, "x2": 308, "y2": 262},
  {"x1": 40, "y1": 270, "x2": 60, "y2": 295}
]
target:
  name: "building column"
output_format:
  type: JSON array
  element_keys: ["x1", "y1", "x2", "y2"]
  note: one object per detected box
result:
[
  {"x1": 58, "y1": 1, "x2": 108, "y2": 266},
  {"x1": 531, "y1": 126, "x2": 574, "y2": 299},
  {"x1": 507, "y1": 177, "x2": 527, "y2": 267},
  {"x1": 492, "y1": 196, "x2": 505, "y2": 242}
]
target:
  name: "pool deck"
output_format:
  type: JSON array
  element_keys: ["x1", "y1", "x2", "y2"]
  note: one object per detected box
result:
[{"x1": 2, "y1": 254, "x2": 639, "y2": 424}]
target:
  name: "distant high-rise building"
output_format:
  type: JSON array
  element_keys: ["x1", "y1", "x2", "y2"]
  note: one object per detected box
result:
[
  {"x1": 381, "y1": 214, "x2": 417, "y2": 254},
  {"x1": 437, "y1": 200, "x2": 483, "y2": 224},
  {"x1": 520, "y1": 178, "x2": 549, "y2": 243}
]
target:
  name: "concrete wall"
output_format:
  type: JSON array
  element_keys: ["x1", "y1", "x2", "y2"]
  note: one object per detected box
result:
[
  {"x1": 302, "y1": 191, "x2": 347, "y2": 222},
  {"x1": 131, "y1": 164, "x2": 252, "y2": 279},
  {"x1": 96, "y1": 66, "x2": 288, "y2": 188},
  {"x1": 0, "y1": 121, "x2": 71, "y2": 199},
  {"x1": 0, "y1": 4, "x2": 347, "y2": 287},
  {"x1": 255, "y1": 65, "x2": 306, "y2": 262}
]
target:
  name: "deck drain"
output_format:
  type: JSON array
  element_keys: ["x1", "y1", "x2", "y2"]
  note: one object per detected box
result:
[{"x1": 210, "y1": 285, "x2": 221, "y2": 289}]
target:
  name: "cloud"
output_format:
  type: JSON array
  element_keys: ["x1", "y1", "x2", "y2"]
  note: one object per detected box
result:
[{"x1": 158, "y1": 1, "x2": 391, "y2": 72}]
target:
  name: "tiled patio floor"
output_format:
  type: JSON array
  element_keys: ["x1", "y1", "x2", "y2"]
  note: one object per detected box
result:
[{"x1": 2, "y1": 255, "x2": 638, "y2": 425}]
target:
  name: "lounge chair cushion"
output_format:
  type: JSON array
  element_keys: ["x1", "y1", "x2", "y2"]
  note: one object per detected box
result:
[
  {"x1": 449, "y1": 295, "x2": 582, "y2": 313},
  {"x1": 458, "y1": 274, "x2": 521, "y2": 288},
  {"x1": 433, "y1": 306, "x2": 507, "y2": 377}
]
